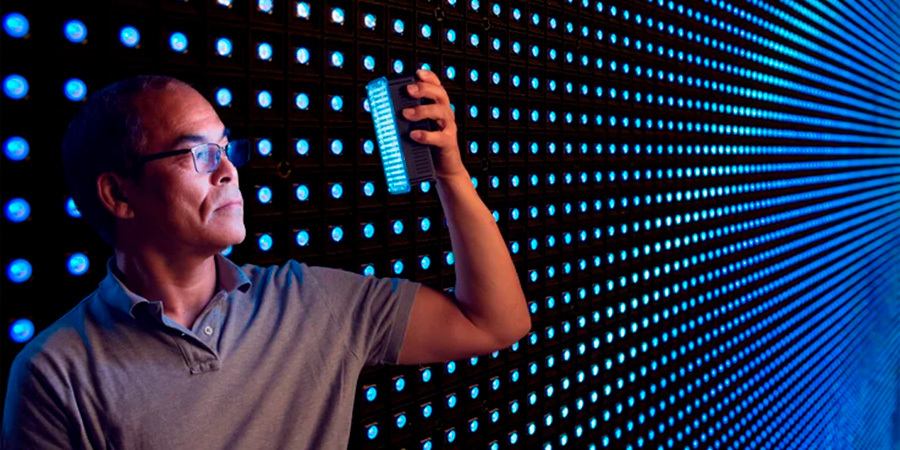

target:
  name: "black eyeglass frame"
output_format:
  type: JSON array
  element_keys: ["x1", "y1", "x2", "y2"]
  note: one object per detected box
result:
[{"x1": 138, "y1": 138, "x2": 250, "y2": 174}]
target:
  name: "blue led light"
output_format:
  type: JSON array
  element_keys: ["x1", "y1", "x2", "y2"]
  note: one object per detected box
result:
[
  {"x1": 362, "y1": 55, "x2": 376, "y2": 71},
  {"x1": 257, "y1": 42, "x2": 272, "y2": 60},
  {"x1": 119, "y1": 26, "x2": 140, "y2": 47},
  {"x1": 396, "y1": 413, "x2": 407, "y2": 428},
  {"x1": 64, "y1": 78, "x2": 87, "y2": 102},
  {"x1": 3, "y1": 75, "x2": 28, "y2": 100},
  {"x1": 256, "y1": 186, "x2": 272, "y2": 204},
  {"x1": 330, "y1": 51, "x2": 344, "y2": 67},
  {"x1": 257, "y1": 91, "x2": 272, "y2": 108},
  {"x1": 257, "y1": 234, "x2": 273, "y2": 251},
  {"x1": 5, "y1": 198, "x2": 30, "y2": 223},
  {"x1": 295, "y1": 47, "x2": 310, "y2": 64},
  {"x1": 445, "y1": 29, "x2": 457, "y2": 43},
  {"x1": 294, "y1": 184, "x2": 309, "y2": 202},
  {"x1": 295, "y1": 138, "x2": 310, "y2": 155},
  {"x1": 257, "y1": 0, "x2": 273, "y2": 13},
  {"x1": 169, "y1": 32, "x2": 188, "y2": 53},
  {"x1": 366, "y1": 424, "x2": 378, "y2": 440},
  {"x1": 420, "y1": 256, "x2": 431, "y2": 270},
  {"x1": 330, "y1": 183, "x2": 343, "y2": 199},
  {"x1": 294, "y1": 230, "x2": 310, "y2": 247},
  {"x1": 393, "y1": 19, "x2": 405, "y2": 34},
  {"x1": 331, "y1": 226, "x2": 344, "y2": 242},
  {"x1": 330, "y1": 7, "x2": 345, "y2": 24},
  {"x1": 294, "y1": 93, "x2": 309, "y2": 110},
  {"x1": 364, "y1": 14, "x2": 377, "y2": 30},
  {"x1": 63, "y1": 19, "x2": 88, "y2": 43},
  {"x1": 392, "y1": 59, "x2": 404, "y2": 73},
  {"x1": 215, "y1": 38, "x2": 233, "y2": 57},
  {"x1": 67, "y1": 253, "x2": 90, "y2": 276},
  {"x1": 3, "y1": 136, "x2": 29, "y2": 161},
  {"x1": 420, "y1": 24, "x2": 432, "y2": 38},
  {"x1": 9, "y1": 318, "x2": 35, "y2": 343},
  {"x1": 65, "y1": 197, "x2": 81, "y2": 218},
  {"x1": 445, "y1": 66, "x2": 456, "y2": 80},
  {"x1": 296, "y1": 2, "x2": 311, "y2": 19},
  {"x1": 7, "y1": 259, "x2": 32, "y2": 283},
  {"x1": 330, "y1": 95, "x2": 343, "y2": 112},
  {"x1": 3, "y1": 13, "x2": 29, "y2": 38}
]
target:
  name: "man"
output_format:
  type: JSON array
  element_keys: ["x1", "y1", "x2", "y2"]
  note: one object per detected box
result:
[{"x1": 2, "y1": 71, "x2": 530, "y2": 449}]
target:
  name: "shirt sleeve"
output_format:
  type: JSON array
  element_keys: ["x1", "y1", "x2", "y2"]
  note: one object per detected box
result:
[
  {"x1": 302, "y1": 263, "x2": 421, "y2": 366},
  {"x1": 2, "y1": 355, "x2": 72, "y2": 449}
]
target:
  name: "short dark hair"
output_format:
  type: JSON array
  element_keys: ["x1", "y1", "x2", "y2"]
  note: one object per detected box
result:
[{"x1": 61, "y1": 75, "x2": 188, "y2": 247}]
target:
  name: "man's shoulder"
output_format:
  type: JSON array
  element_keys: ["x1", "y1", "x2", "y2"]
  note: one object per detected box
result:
[{"x1": 8, "y1": 291, "x2": 100, "y2": 380}]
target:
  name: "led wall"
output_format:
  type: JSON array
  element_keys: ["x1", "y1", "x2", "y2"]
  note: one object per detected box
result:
[{"x1": 2, "y1": 0, "x2": 899, "y2": 449}]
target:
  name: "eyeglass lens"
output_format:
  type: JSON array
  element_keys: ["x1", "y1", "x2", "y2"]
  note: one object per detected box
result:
[{"x1": 194, "y1": 141, "x2": 249, "y2": 173}]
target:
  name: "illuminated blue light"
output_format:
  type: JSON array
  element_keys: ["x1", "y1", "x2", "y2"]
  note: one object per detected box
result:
[
  {"x1": 3, "y1": 13, "x2": 29, "y2": 38},
  {"x1": 257, "y1": 186, "x2": 272, "y2": 204},
  {"x1": 295, "y1": 185, "x2": 309, "y2": 202},
  {"x1": 421, "y1": 368, "x2": 432, "y2": 382},
  {"x1": 3, "y1": 75, "x2": 29, "y2": 99},
  {"x1": 9, "y1": 318, "x2": 34, "y2": 343},
  {"x1": 7, "y1": 259, "x2": 32, "y2": 283},
  {"x1": 66, "y1": 198, "x2": 81, "y2": 218},
  {"x1": 393, "y1": 19, "x2": 404, "y2": 34},
  {"x1": 470, "y1": 33, "x2": 479, "y2": 47},
  {"x1": 331, "y1": 7, "x2": 345, "y2": 24},
  {"x1": 296, "y1": 2, "x2": 311, "y2": 19},
  {"x1": 446, "y1": 29, "x2": 457, "y2": 43},
  {"x1": 420, "y1": 24, "x2": 432, "y2": 38},
  {"x1": 363, "y1": 14, "x2": 377, "y2": 30},
  {"x1": 420, "y1": 217, "x2": 431, "y2": 232},
  {"x1": 5, "y1": 198, "x2": 30, "y2": 223},
  {"x1": 330, "y1": 51, "x2": 344, "y2": 67},
  {"x1": 64, "y1": 78, "x2": 87, "y2": 102},
  {"x1": 294, "y1": 93, "x2": 309, "y2": 110},
  {"x1": 295, "y1": 47, "x2": 310, "y2": 64},
  {"x1": 392, "y1": 220, "x2": 404, "y2": 235},
  {"x1": 4, "y1": 137, "x2": 29, "y2": 161},
  {"x1": 295, "y1": 139, "x2": 309, "y2": 155},
  {"x1": 295, "y1": 230, "x2": 309, "y2": 247},
  {"x1": 257, "y1": 42, "x2": 272, "y2": 60},
  {"x1": 331, "y1": 226, "x2": 344, "y2": 242},
  {"x1": 365, "y1": 386, "x2": 377, "y2": 401},
  {"x1": 445, "y1": 66, "x2": 456, "y2": 80},
  {"x1": 447, "y1": 429, "x2": 456, "y2": 443},
  {"x1": 330, "y1": 183, "x2": 343, "y2": 199},
  {"x1": 445, "y1": 252, "x2": 455, "y2": 265},
  {"x1": 366, "y1": 424, "x2": 378, "y2": 440},
  {"x1": 257, "y1": 91, "x2": 273, "y2": 108},
  {"x1": 392, "y1": 260, "x2": 403, "y2": 274},
  {"x1": 362, "y1": 223, "x2": 375, "y2": 239},
  {"x1": 470, "y1": 419, "x2": 479, "y2": 432},
  {"x1": 169, "y1": 32, "x2": 188, "y2": 53},
  {"x1": 362, "y1": 181, "x2": 375, "y2": 197},
  {"x1": 330, "y1": 95, "x2": 343, "y2": 112},
  {"x1": 119, "y1": 26, "x2": 140, "y2": 47},
  {"x1": 257, "y1": 234, "x2": 273, "y2": 251},
  {"x1": 67, "y1": 253, "x2": 90, "y2": 276},
  {"x1": 392, "y1": 59, "x2": 404, "y2": 73},
  {"x1": 362, "y1": 55, "x2": 375, "y2": 71},
  {"x1": 216, "y1": 38, "x2": 233, "y2": 57},
  {"x1": 396, "y1": 413, "x2": 407, "y2": 428},
  {"x1": 63, "y1": 20, "x2": 87, "y2": 43},
  {"x1": 469, "y1": 69, "x2": 479, "y2": 82},
  {"x1": 420, "y1": 256, "x2": 431, "y2": 270},
  {"x1": 257, "y1": 0, "x2": 273, "y2": 13},
  {"x1": 256, "y1": 139, "x2": 272, "y2": 157}
]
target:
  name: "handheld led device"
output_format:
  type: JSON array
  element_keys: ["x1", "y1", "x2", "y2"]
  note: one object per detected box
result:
[{"x1": 365, "y1": 74, "x2": 437, "y2": 194}]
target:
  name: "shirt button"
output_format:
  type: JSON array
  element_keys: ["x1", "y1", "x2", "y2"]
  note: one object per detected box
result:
[{"x1": 203, "y1": 326, "x2": 214, "y2": 336}]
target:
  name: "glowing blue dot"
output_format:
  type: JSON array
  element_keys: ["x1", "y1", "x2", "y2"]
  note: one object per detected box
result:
[
  {"x1": 393, "y1": 260, "x2": 404, "y2": 274},
  {"x1": 9, "y1": 318, "x2": 34, "y2": 343},
  {"x1": 258, "y1": 234, "x2": 273, "y2": 251},
  {"x1": 366, "y1": 424, "x2": 378, "y2": 440},
  {"x1": 119, "y1": 26, "x2": 140, "y2": 47},
  {"x1": 3, "y1": 75, "x2": 28, "y2": 99},
  {"x1": 257, "y1": 0, "x2": 273, "y2": 13},
  {"x1": 420, "y1": 181, "x2": 431, "y2": 193},
  {"x1": 469, "y1": 69, "x2": 479, "y2": 82},
  {"x1": 445, "y1": 66, "x2": 456, "y2": 80},
  {"x1": 362, "y1": 55, "x2": 376, "y2": 71},
  {"x1": 392, "y1": 220, "x2": 404, "y2": 235},
  {"x1": 446, "y1": 252, "x2": 455, "y2": 265},
  {"x1": 331, "y1": 226, "x2": 344, "y2": 242},
  {"x1": 296, "y1": 47, "x2": 310, "y2": 64},
  {"x1": 169, "y1": 32, "x2": 188, "y2": 53},
  {"x1": 295, "y1": 185, "x2": 309, "y2": 202},
  {"x1": 296, "y1": 2, "x2": 311, "y2": 19},
  {"x1": 295, "y1": 93, "x2": 309, "y2": 110},
  {"x1": 256, "y1": 138, "x2": 272, "y2": 156},
  {"x1": 446, "y1": 29, "x2": 457, "y2": 42},
  {"x1": 67, "y1": 253, "x2": 90, "y2": 276},
  {"x1": 470, "y1": 419, "x2": 479, "y2": 432},
  {"x1": 64, "y1": 78, "x2": 87, "y2": 102},
  {"x1": 420, "y1": 256, "x2": 431, "y2": 270},
  {"x1": 257, "y1": 42, "x2": 273, "y2": 60},
  {"x1": 257, "y1": 91, "x2": 273, "y2": 108},
  {"x1": 422, "y1": 403, "x2": 433, "y2": 417},
  {"x1": 420, "y1": 217, "x2": 431, "y2": 231},
  {"x1": 470, "y1": 33, "x2": 480, "y2": 46},
  {"x1": 63, "y1": 20, "x2": 88, "y2": 43},
  {"x1": 216, "y1": 38, "x2": 233, "y2": 57},
  {"x1": 257, "y1": 186, "x2": 272, "y2": 204},
  {"x1": 422, "y1": 369, "x2": 432, "y2": 382},
  {"x1": 330, "y1": 95, "x2": 343, "y2": 111},
  {"x1": 4, "y1": 136, "x2": 29, "y2": 161},
  {"x1": 511, "y1": 75, "x2": 521, "y2": 87},
  {"x1": 214, "y1": 88, "x2": 232, "y2": 107},
  {"x1": 66, "y1": 197, "x2": 81, "y2": 218},
  {"x1": 331, "y1": 183, "x2": 343, "y2": 199},
  {"x1": 423, "y1": 440, "x2": 433, "y2": 450},
  {"x1": 468, "y1": 105, "x2": 478, "y2": 117},
  {"x1": 362, "y1": 181, "x2": 375, "y2": 197},
  {"x1": 393, "y1": 59, "x2": 404, "y2": 73},
  {"x1": 330, "y1": 51, "x2": 344, "y2": 67},
  {"x1": 5, "y1": 198, "x2": 30, "y2": 223},
  {"x1": 362, "y1": 139, "x2": 375, "y2": 155},
  {"x1": 217, "y1": 0, "x2": 233, "y2": 6},
  {"x1": 295, "y1": 139, "x2": 309, "y2": 155},
  {"x1": 331, "y1": 7, "x2": 345, "y2": 24},
  {"x1": 7, "y1": 259, "x2": 32, "y2": 283},
  {"x1": 420, "y1": 24, "x2": 432, "y2": 38},
  {"x1": 393, "y1": 19, "x2": 405, "y2": 34},
  {"x1": 447, "y1": 394, "x2": 457, "y2": 408},
  {"x1": 396, "y1": 414, "x2": 407, "y2": 428},
  {"x1": 363, "y1": 223, "x2": 375, "y2": 238},
  {"x1": 447, "y1": 429, "x2": 456, "y2": 442},
  {"x1": 295, "y1": 230, "x2": 310, "y2": 246},
  {"x1": 364, "y1": 14, "x2": 377, "y2": 30},
  {"x1": 3, "y1": 13, "x2": 29, "y2": 38},
  {"x1": 365, "y1": 386, "x2": 377, "y2": 401}
]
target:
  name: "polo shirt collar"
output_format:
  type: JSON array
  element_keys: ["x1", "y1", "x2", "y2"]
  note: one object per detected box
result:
[{"x1": 99, "y1": 253, "x2": 252, "y2": 319}]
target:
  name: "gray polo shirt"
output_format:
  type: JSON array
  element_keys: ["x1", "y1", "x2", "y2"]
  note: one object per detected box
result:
[{"x1": 2, "y1": 254, "x2": 421, "y2": 449}]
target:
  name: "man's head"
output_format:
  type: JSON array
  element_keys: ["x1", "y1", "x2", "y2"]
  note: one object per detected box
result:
[{"x1": 62, "y1": 75, "x2": 245, "y2": 254}]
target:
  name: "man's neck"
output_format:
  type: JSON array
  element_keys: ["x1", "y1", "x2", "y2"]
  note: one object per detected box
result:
[{"x1": 114, "y1": 246, "x2": 219, "y2": 330}]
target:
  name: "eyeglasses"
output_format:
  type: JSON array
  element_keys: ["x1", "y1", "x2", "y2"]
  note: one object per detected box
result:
[{"x1": 139, "y1": 139, "x2": 251, "y2": 174}]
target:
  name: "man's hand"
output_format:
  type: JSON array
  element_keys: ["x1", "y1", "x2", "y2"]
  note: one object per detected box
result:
[{"x1": 402, "y1": 69, "x2": 467, "y2": 180}]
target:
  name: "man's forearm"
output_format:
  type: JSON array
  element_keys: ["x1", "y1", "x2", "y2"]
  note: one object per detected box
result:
[{"x1": 435, "y1": 169, "x2": 532, "y2": 346}]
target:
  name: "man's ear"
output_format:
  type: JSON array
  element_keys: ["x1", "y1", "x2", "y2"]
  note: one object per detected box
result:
[{"x1": 97, "y1": 172, "x2": 135, "y2": 219}]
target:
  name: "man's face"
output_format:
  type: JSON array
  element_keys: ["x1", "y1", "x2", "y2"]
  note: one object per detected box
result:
[{"x1": 123, "y1": 82, "x2": 245, "y2": 254}]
